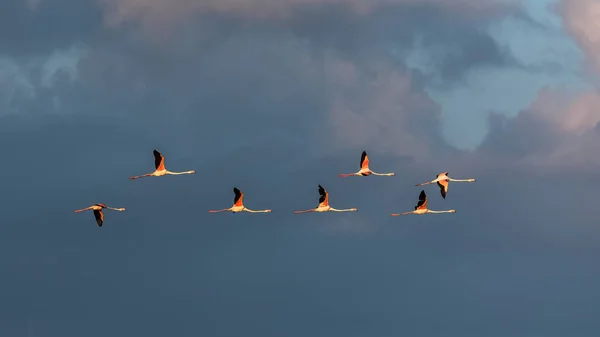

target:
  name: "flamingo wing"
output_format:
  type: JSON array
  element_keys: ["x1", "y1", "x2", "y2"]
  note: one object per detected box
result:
[
  {"x1": 415, "y1": 190, "x2": 428, "y2": 210},
  {"x1": 233, "y1": 187, "x2": 244, "y2": 206},
  {"x1": 153, "y1": 149, "x2": 165, "y2": 170},
  {"x1": 360, "y1": 151, "x2": 369, "y2": 169},
  {"x1": 437, "y1": 179, "x2": 449, "y2": 199},
  {"x1": 318, "y1": 185, "x2": 329, "y2": 207},
  {"x1": 436, "y1": 172, "x2": 448, "y2": 178},
  {"x1": 93, "y1": 209, "x2": 104, "y2": 227}
]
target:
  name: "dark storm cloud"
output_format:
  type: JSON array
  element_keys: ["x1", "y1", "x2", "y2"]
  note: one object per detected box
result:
[
  {"x1": 130, "y1": 3, "x2": 507, "y2": 95},
  {"x1": 0, "y1": 0, "x2": 520, "y2": 162},
  {"x1": 0, "y1": 0, "x2": 101, "y2": 57},
  {"x1": 218, "y1": 3, "x2": 518, "y2": 86},
  {"x1": 476, "y1": 110, "x2": 564, "y2": 159}
]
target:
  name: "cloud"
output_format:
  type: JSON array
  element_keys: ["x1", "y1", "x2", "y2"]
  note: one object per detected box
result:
[
  {"x1": 97, "y1": 0, "x2": 522, "y2": 34},
  {"x1": 0, "y1": 0, "x2": 523, "y2": 160},
  {"x1": 473, "y1": 87, "x2": 600, "y2": 168},
  {"x1": 466, "y1": 0, "x2": 600, "y2": 169},
  {"x1": 420, "y1": 2, "x2": 588, "y2": 150},
  {"x1": 326, "y1": 58, "x2": 445, "y2": 160},
  {"x1": 560, "y1": 0, "x2": 600, "y2": 75},
  {"x1": 0, "y1": 0, "x2": 100, "y2": 57},
  {"x1": 0, "y1": 44, "x2": 88, "y2": 116}
]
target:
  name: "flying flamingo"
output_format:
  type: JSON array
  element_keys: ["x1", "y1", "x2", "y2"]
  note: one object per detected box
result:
[
  {"x1": 74, "y1": 204, "x2": 126, "y2": 227},
  {"x1": 391, "y1": 190, "x2": 455, "y2": 216},
  {"x1": 130, "y1": 149, "x2": 195, "y2": 180},
  {"x1": 415, "y1": 172, "x2": 476, "y2": 199},
  {"x1": 209, "y1": 187, "x2": 272, "y2": 214},
  {"x1": 339, "y1": 151, "x2": 395, "y2": 177},
  {"x1": 294, "y1": 185, "x2": 358, "y2": 214}
]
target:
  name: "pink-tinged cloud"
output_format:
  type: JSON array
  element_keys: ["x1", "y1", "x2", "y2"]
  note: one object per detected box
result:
[
  {"x1": 471, "y1": 87, "x2": 600, "y2": 169},
  {"x1": 561, "y1": 0, "x2": 600, "y2": 75},
  {"x1": 529, "y1": 88, "x2": 600, "y2": 135},
  {"x1": 97, "y1": 0, "x2": 522, "y2": 31},
  {"x1": 326, "y1": 58, "x2": 441, "y2": 160}
]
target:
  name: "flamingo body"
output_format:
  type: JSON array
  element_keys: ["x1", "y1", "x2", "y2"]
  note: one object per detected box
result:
[
  {"x1": 74, "y1": 203, "x2": 126, "y2": 227},
  {"x1": 339, "y1": 151, "x2": 395, "y2": 177},
  {"x1": 209, "y1": 187, "x2": 272, "y2": 214},
  {"x1": 294, "y1": 185, "x2": 357, "y2": 214},
  {"x1": 391, "y1": 190, "x2": 455, "y2": 216},
  {"x1": 415, "y1": 172, "x2": 475, "y2": 199},
  {"x1": 130, "y1": 149, "x2": 195, "y2": 180}
]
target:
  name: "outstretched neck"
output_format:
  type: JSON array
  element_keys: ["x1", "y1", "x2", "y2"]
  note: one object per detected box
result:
[
  {"x1": 329, "y1": 207, "x2": 357, "y2": 212},
  {"x1": 428, "y1": 209, "x2": 456, "y2": 214},
  {"x1": 166, "y1": 170, "x2": 196, "y2": 175},
  {"x1": 370, "y1": 171, "x2": 395, "y2": 176},
  {"x1": 244, "y1": 208, "x2": 272, "y2": 213},
  {"x1": 448, "y1": 178, "x2": 475, "y2": 182}
]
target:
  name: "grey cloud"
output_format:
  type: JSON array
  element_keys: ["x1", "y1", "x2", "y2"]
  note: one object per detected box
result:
[
  {"x1": 0, "y1": 1, "x2": 519, "y2": 165},
  {"x1": 281, "y1": 4, "x2": 517, "y2": 86},
  {"x1": 97, "y1": 0, "x2": 522, "y2": 30},
  {"x1": 0, "y1": 0, "x2": 525, "y2": 169},
  {"x1": 476, "y1": 110, "x2": 564, "y2": 160},
  {"x1": 0, "y1": 0, "x2": 101, "y2": 57},
  {"x1": 468, "y1": 88, "x2": 600, "y2": 168}
]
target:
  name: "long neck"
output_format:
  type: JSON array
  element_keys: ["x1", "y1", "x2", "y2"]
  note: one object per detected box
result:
[
  {"x1": 427, "y1": 210, "x2": 455, "y2": 213},
  {"x1": 166, "y1": 170, "x2": 195, "y2": 175},
  {"x1": 448, "y1": 178, "x2": 474, "y2": 182},
  {"x1": 106, "y1": 207, "x2": 126, "y2": 211},
  {"x1": 329, "y1": 207, "x2": 356, "y2": 212},
  {"x1": 370, "y1": 171, "x2": 394, "y2": 176},
  {"x1": 244, "y1": 208, "x2": 271, "y2": 213}
]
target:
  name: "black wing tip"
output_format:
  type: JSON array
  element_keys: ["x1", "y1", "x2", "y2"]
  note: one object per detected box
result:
[
  {"x1": 362, "y1": 150, "x2": 367, "y2": 155},
  {"x1": 318, "y1": 185, "x2": 326, "y2": 195}
]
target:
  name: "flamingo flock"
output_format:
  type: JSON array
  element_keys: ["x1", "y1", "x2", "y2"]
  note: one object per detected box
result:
[{"x1": 75, "y1": 149, "x2": 475, "y2": 226}]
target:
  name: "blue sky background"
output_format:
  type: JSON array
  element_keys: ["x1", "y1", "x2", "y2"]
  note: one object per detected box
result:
[{"x1": 2, "y1": 0, "x2": 600, "y2": 336}]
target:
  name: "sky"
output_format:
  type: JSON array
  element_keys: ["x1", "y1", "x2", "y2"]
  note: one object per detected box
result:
[{"x1": 1, "y1": 0, "x2": 600, "y2": 336}]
